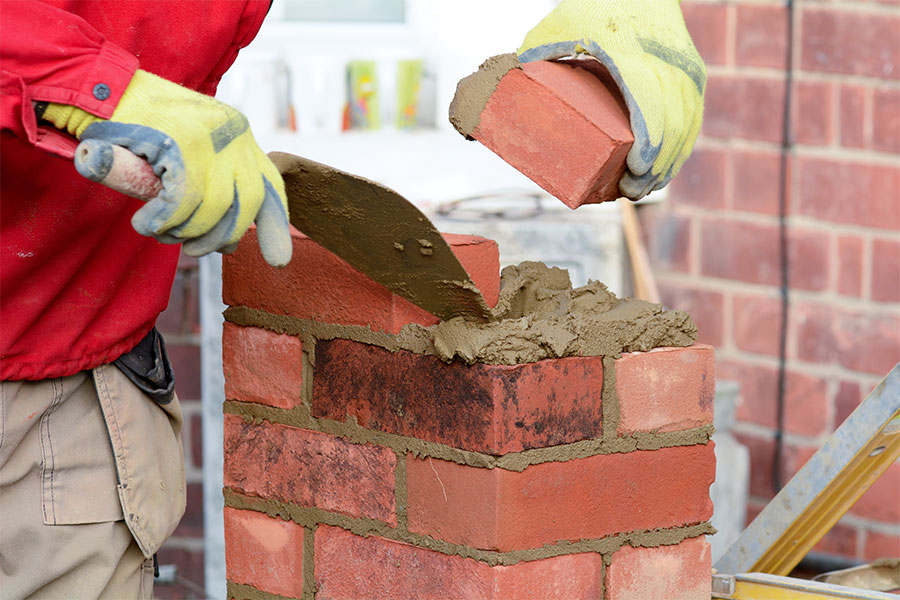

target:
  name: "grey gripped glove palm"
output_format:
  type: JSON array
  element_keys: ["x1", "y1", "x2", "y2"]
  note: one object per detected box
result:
[
  {"x1": 43, "y1": 70, "x2": 292, "y2": 267},
  {"x1": 519, "y1": 0, "x2": 706, "y2": 200}
]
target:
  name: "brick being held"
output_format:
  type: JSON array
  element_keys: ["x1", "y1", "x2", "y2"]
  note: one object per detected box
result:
[
  {"x1": 223, "y1": 207, "x2": 715, "y2": 599},
  {"x1": 449, "y1": 54, "x2": 634, "y2": 209}
]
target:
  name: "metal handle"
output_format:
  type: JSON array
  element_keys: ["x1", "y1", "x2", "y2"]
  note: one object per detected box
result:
[{"x1": 74, "y1": 139, "x2": 163, "y2": 200}]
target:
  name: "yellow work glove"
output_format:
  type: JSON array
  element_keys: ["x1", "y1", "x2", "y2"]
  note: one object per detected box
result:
[
  {"x1": 519, "y1": 0, "x2": 706, "y2": 200},
  {"x1": 43, "y1": 70, "x2": 292, "y2": 267}
]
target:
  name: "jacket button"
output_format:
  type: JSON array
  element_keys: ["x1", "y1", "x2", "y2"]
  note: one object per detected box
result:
[{"x1": 93, "y1": 83, "x2": 111, "y2": 101}]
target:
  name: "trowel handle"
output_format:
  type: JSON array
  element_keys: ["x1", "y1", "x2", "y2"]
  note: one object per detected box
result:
[{"x1": 74, "y1": 139, "x2": 162, "y2": 201}]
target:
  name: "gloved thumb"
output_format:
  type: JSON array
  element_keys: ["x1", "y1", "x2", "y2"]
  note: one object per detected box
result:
[{"x1": 253, "y1": 178, "x2": 293, "y2": 267}]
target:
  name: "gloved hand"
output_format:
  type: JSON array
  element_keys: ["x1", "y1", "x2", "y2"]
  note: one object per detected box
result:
[
  {"x1": 43, "y1": 70, "x2": 292, "y2": 267},
  {"x1": 519, "y1": 0, "x2": 706, "y2": 200}
]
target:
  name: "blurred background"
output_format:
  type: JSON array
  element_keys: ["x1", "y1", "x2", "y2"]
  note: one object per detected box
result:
[{"x1": 153, "y1": 0, "x2": 900, "y2": 597}]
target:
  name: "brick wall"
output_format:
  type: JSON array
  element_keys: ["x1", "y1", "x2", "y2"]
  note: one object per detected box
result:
[
  {"x1": 642, "y1": 0, "x2": 900, "y2": 562},
  {"x1": 219, "y1": 229, "x2": 717, "y2": 600},
  {"x1": 157, "y1": 253, "x2": 206, "y2": 598}
]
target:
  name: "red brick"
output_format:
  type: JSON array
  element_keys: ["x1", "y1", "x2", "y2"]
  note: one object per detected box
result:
[
  {"x1": 224, "y1": 229, "x2": 500, "y2": 334},
  {"x1": 168, "y1": 342, "x2": 201, "y2": 400},
  {"x1": 682, "y1": 2, "x2": 728, "y2": 66},
  {"x1": 406, "y1": 443, "x2": 715, "y2": 552},
  {"x1": 865, "y1": 531, "x2": 900, "y2": 561},
  {"x1": 793, "y1": 302, "x2": 837, "y2": 364},
  {"x1": 834, "y1": 381, "x2": 862, "y2": 428},
  {"x1": 704, "y1": 76, "x2": 786, "y2": 142},
  {"x1": 872, "y1": 238, "x2": 900, "y2": 303},
  {"x1": 736, "y1": 4, "x2": 789, "y2": 69},
  {"x1": 733, "y1": 294, "x2": 782, "y2": 356},
  {"x1": 224, "y1": 508, "x2": 304, "y2": 598},
  {"x1": 493, "y1": 553, "x2": 606, "y2": 599},
  {"x1": 797, "y1": 157, "x2": 900, "y2": 230},
  {"x1": 223, "y1": 415, "x2": 397, "y2": 524},
  {"x1": 732, "y1": 150, "x2": 782, "y2": 216},
  {"x1": 718, "y1": 360, "x2": 828, "y2": 437},
  {"x1": 314, "y1": 525, "x2": 493, "y2": 600},
  {"x1": 158, "y1": 267, "x2": 197, "y2": 335},
  {"x1": 667, "y1": 147, "x2": 727, "y2": 209},
  {"x1": 783, "y1": 373, "x2": 829, "y2": 438},
  {"x1": 834, "y1": 311, "x2": 900, "y2": 375},
  {"x1": 615, "y1": 345, "x2": 715, "y2": 435},
  {"x1": 156, "y1": 547, "x2": 204, "y2": 598},
  {"x1": 644, "y1": 209, "x2": 693, "y2": 273},
  {"x1": 223, "y1": 324, "x2": 302, "y2": 409},
  {"x1": 793, "y1": 81, "x2": 834, "y2": 146},
  {"x1": 839, "y1": 85, "x2": 868, "y2": 149},
  {"x1": 733, "y1": 432, "x2": 777, "y2": 498},
  {"x1": 789, "y1": 228, "x2": 830, "y2": 292},
  {"x1": 700, "y1": 219, "x2": 780, "y2": 285},
  {"x1": 782, "y1": 444, "x2": 817, "y2": 483},
  {"x1": 812, "y1": 522, "x2": 858, "y2": 558},
  {"x1": 658, "y1": 284, "x2": 724, "y2": 347},
  {"x1": 837, "y1": 235, "x2": 864, "y2": 297},
  {"x1": 190, "y1": 412, "x2": 202, "y2": 469},
  {"x1": 606, "y1": 537, "x2": 711, "y2": 600},
  {"x1": 801, "y1": 9, "x2": 900, "y2": 80},
  {"x1": 311, "y1": 339, "x2": 604, "y2": 455},
  {"x1": 313, "y1": 525, "x2": 608, "y2": 600},
  {"x1": 735, "y1": 432, "x2": 819, "y2": 498},
  {"x1": 873, "y1": 87, "x2": 900, "y2": 153},
  {"x1": 464, "y1": 59, "x2": 633, "y2": 208},
  {"x1": 851, "y1": 462, "x2": 900, "y2": 523}
]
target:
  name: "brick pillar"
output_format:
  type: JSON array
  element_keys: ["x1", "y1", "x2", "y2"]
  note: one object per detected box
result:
[{"x1": 221, "y1": 229, "x2": 716, "y2": 600}]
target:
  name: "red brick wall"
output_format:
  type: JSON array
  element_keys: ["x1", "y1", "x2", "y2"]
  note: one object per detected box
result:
[
  {"x1": 643, "y1": 0, "x2": 900, "y2": 562},
  {"x1": 157, "y1": 253, "x2": 206, "y2": 598},
  {"x1": 219, "y1": 229, "x2": 717, "y2": 600}
]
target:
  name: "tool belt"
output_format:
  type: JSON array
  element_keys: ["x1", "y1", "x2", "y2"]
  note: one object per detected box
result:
[{"x1": 113, "y1": 327, "x2": 175, "y2": 404}]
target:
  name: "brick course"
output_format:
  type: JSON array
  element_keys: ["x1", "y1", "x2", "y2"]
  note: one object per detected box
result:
[
  {"x1": 312, "y1": 339, "x2": 605, "y2": 454},
  {"x1": 223, "y1": 230, "x2": 500, "y2": 334},
  {"x1": 405, "y1": 444, "x2": 715, "y2": 552},
  {"x1": 224, "y1": 415, "x2": 398, "y2": 525}
]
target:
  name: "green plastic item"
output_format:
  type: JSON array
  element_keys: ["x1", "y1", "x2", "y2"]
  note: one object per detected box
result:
[{"x1": 395, "y1": 59, "x2": 423, "y2": 129}]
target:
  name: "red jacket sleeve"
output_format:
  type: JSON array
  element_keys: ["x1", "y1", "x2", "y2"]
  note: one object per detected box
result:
[{"x1": 0, "y1": 1, "x2": 138, "y2": 157}]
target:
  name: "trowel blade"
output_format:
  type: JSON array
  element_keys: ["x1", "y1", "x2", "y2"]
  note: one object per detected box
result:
[{"x1": 269, "y1": 152, "x2": 492, "y2": 323}]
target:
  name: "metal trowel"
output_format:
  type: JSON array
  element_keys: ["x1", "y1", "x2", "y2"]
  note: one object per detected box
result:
[{"x1": 73, "y1": 142, "x2": 493, "y2": 322}]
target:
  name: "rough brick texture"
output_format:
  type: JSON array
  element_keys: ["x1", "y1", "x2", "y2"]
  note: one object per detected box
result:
[
  {"x1": 223, "y1": 415, "x2": 398, "y2": 525},
  {"x1": 315, "y1": 525, "x2": 608, "y2": 600},
  {"x1": 224, "y1": 229, "x2": 500, "y2": 334},
  {"x1": 224, "y1": 508, "x2": 304, "y2": 598},
  {"x1": 406, "y1": 443, "x2": 715, "y2": 551},
  {"x1": 614, "y1": 345, "x2": 715, "y2": 435},
  {"x1": 223, "y1": 323, "x2": 303, "y2": 409},
  {"x1": 606, "y1": 536, "x2": 711, "y2": 600},
  {"x1": 312, "y1": 339, "x2": 604, "y2": 454},
  {"x1": 651, "y1": 0, "x2": 900, "y2": 562},
  {"x1": 465, "y1": 59, "x2": 633, "y2": 208}
]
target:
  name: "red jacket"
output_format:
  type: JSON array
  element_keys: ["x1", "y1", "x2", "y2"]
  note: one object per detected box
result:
[{"x1": 1, "y1": 0, "x2": 269, "y2": 380}]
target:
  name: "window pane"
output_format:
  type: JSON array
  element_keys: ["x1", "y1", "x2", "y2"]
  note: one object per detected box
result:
[{"x1": 284, "y1": 0, "x2": 405, "y2": 23}]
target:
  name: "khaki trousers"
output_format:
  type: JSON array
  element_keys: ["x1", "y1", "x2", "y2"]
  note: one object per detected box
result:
[{"x1": 0, "y1": 365, "x2": 186, "y2": 599}]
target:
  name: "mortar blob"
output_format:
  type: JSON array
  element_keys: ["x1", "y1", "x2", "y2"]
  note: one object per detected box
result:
[{"x1": 421, "y1": 262, "x2": 697, "y2": 365}]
